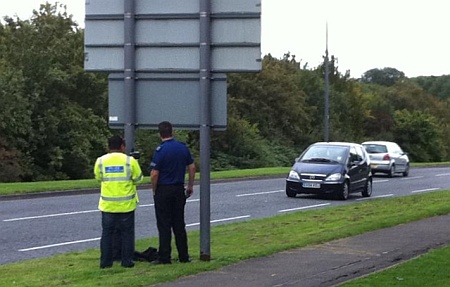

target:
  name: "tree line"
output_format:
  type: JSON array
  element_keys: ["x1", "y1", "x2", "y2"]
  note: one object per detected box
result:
[{"x1": 1, "y1": 3, "x2": 449, "y2": 182}]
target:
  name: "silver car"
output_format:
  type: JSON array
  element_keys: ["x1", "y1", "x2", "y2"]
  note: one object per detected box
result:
[{"x1": 362, "y1": 141, "x2": 410, "y2": 177}]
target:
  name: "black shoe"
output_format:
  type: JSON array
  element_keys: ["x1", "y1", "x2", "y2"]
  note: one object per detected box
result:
[
  {"x1": 179, "y1": 257, "x2": 192, "y2": 263},
  {"x1": 100, "y1": 265, "x2": 112, "y2": 269},
  {"x1": 151, "y1": 259, "x2": 171, "y2": 265}
]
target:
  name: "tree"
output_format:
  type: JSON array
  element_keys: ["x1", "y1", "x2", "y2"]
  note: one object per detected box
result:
[
  {"x1": 227, "y1": 54, "x2": 312, "y2": 146},
  {"x1": 412, "y1": 75, "x2": 450, "y2": 100},
  {"x1": 393, "y1": 110, "x2": 444, "y2": 162},
  {"x1": 0, "y1": 3, "x2": 109, "y2": 181},
  {"x1": 361, "y1": 67, "x2": 405, "y2": 86}
]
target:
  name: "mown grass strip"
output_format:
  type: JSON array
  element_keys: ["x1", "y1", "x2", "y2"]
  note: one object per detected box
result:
[{"x1": 0, "y1": 167, "x2": 291, "y2": 195}]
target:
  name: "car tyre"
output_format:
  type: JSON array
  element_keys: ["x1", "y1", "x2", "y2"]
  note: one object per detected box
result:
[
  {"x1": 388, "y1": 165, "x2": 395, "y2": 178},
  {"x1": 362, "y1": 179, "x2": 372, "y2": 197},
  {"x1": 339, "y1": 181, "x2": 349, "y2": 200},
  {"x1": 402, "y1": 164, "x2": 410, "y2": 177},
  {"x1": 286, "y1": 188, "x2": 297, "y2": 198}
]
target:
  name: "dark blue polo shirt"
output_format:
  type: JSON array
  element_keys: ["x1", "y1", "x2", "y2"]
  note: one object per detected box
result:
[{"x1": 150, "y1": 138, "x2": 194, "y2": 186}]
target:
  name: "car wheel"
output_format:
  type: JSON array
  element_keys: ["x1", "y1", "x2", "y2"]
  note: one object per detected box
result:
[
  {"x1": 402, "y1": 164, "x2": 410, "y2": 177},
  {"x1": 286, "y1": 188, "x2": 297, "y2": 198},
  {"x1": 339, "y1": 181, "x2": 349, "y2": 200},
  {"x1": 388, "y1": 165, "x2": 395, "y2": 178},
  {"x1": 362, "y1": 179, "x2": 372, "y2": 197}
]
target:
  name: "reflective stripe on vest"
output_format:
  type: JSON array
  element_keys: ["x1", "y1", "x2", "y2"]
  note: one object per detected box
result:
[{"x1": 101, "y1": 194, "x2": 136, "y2": 202}]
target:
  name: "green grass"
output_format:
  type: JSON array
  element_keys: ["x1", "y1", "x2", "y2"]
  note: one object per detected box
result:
[
  {"x1": 1, "y1": 190, "x2": 450, "y2": 287},
  {"x1": 342, "y1": 245, "x2": 450, "y2": 287}
]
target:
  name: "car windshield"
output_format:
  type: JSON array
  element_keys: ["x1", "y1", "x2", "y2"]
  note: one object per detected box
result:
[
  {"x1": 300, "y1": 146, "x2": 347, "y2": 164},
  {"x1": 363, "y1": 144, "x2": 387, "y2": 153}
]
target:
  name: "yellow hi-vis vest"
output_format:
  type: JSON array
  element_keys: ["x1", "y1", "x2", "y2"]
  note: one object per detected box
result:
[{"x1": 94, "y1": 152, "x2": 144, "y2": 213}]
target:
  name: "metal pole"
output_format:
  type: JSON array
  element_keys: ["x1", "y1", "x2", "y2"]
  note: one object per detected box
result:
[
  {"x1": 124, "y1": 0, "x2": 136, "y2": 154},
  {"x1": 324, "y1": 22, "x2": 330, "y2": 142},
  {"x1": 199, "y1": 0, "x2": 211, "y2": 261}
]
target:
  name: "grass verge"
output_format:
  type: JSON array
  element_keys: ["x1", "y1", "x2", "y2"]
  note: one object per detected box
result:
[
  {"x1": 1, "y1": 190, "x2": 450, "y2": 287},
  {"x1": 0, "y1": 167, "x2": 291, "y2": 195},
  {"x1": 342, "y1": 245, "x2": 450, "y2": 286}
]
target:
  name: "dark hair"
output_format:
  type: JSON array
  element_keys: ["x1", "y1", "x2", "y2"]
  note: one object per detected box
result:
[
  {"x1": 158, "y1": 121, "x2": 173, "y2": 138},
  {"x1": 108, "y1": 135, "x2": 124, "y2": 150}
]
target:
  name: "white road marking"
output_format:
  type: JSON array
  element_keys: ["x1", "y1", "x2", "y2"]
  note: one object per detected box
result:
[
  {"x1": 436, "y1": 173, "x2": 450, "y2": 177},
  {"x1": 3, "y1": 210, "x2": 98, "y2": 222},
  {"x1": 278, "y1": 203, "x2": 330, "y2": 213},
  {"x1": 237, "y1": 190, "x2": 284, "y2": 197},
  {"x1": 4, "y1": 200, "x2": 198, "y2": 222},
  {"x1": 401, "y1": 176, "x2": 424, "y2": 180},
  {"x1": 186, "y1": 215, "x2": 251, "y2": 227},
  {"x1": 19, "y1": 237, "x2": 101, "y2": 252},
  {"x1": 411, "y1": 188, "x2": 440, "y2": 193},
  {"x1": 357, "y1": 194, "x2": 394, "y2": 200},
  {"x1": 373, "y1": 179, "x2": 390, "y2": 183}
]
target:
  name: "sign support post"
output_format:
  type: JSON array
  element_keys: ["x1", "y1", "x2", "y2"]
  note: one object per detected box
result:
[
  {"x1": 199, "y1": 0, "x2": 211, "y2": 261},
  {"x1": 124, "y1": 0, "x2": 136, "y2": 154}
]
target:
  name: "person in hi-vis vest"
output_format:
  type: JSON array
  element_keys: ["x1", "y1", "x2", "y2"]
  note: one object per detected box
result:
[{"x1": 94, "y1": 135, "x2": 143, "y2": 268}]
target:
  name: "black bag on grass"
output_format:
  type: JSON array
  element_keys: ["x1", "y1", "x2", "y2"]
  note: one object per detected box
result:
[{"x1": 133, "y1": 246, "x2": 159, "y2": 262}]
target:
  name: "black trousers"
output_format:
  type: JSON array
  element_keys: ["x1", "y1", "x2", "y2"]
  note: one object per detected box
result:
[
  {"x1": 153, "y1": 185, "x2": 189, "y2": 262},
  {"x1": 100, "y1": 211, "x2": 135, "y2": 268}
]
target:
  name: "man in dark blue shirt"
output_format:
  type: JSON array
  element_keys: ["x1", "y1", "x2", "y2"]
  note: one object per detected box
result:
[{"x1": 150, "y1": 121, "x2": 196, "y2": 264}]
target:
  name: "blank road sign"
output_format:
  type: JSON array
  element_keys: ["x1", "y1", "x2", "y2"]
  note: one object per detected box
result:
[
  {"x1": 108, "y1": 73, "x2": 228, "y2": 130},
  {"x1": 84, "y1": 0, "x2": 262, "y2": 72}
]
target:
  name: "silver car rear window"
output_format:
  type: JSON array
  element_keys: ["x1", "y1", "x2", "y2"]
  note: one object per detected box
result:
[{"x1": 363, "y1": 144, "x2": 387, "y2": 153}]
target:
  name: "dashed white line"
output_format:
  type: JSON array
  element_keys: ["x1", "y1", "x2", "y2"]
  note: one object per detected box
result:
[
  {"x1": 278, "y1": 203, "x2": 330, "y2": 213},
  {"x1": 357, "y1": 194, "x2": 394, "y2": 200},
  {"x1": 436, "y1": 173, "x2": 450, "y2": 177},
  {"x1": 373, "y1": 179, "x2": 390, "y2": 183},
  {"x1": 401, "y1": 176, "x2": 424, "y2": 180},
  {"x1": 186, "y1": 215, "x2": 251, "y2": 227},
  {"x1": 411, "y1": 188, "x2": 440, "y2": 193},
  {"x1": 19, "y1": 237, "x2": 101, "y2": 252},
  {"x1": 237, "y1": 190, "x2": 284, "y2": 197},
  {"x1": 5, "y1": 200, "x2": 198, "y2": 222},
  {"x1": 3, "y1": 210, "x2": 98, "y2": 222}
]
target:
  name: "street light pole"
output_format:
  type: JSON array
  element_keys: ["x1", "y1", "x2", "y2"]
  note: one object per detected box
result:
[{"x1": 324, "y1": 22, "x2": 330, "y2": 142}]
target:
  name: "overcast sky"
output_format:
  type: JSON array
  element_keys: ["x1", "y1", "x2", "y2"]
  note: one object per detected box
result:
[{"x1": 2, "y1": 0, "x2": 449, "y2": 78}]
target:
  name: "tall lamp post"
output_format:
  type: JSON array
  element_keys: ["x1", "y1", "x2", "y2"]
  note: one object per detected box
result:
[{"x1": 324, "y1": 22, "x2": 330, "y2": 142}]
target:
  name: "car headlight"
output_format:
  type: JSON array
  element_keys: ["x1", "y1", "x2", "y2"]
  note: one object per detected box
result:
[
  {"x1": 325, "y1": 173, "x2": 342, "y2": 181},
  {"x1": 288, "y1": 170, "x2": 300, "y2": 180}
]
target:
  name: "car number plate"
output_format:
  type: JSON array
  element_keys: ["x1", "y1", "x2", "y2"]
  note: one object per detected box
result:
[
  {"x1": 302, "y1": 182, "x2": 320, "y2": 188},
  {"x1": 371, "y1": 164, "x2": 378, "y2": 168}
]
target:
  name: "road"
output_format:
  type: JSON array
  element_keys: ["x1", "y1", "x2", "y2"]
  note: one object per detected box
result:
[{"x1": 1, "y1": 166, "x2": 449, "y2": 265}]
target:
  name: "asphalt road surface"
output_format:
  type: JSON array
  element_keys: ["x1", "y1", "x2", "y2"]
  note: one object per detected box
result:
[{"x1": 1, "y1": 166, "x2": 449, "y2": 265}]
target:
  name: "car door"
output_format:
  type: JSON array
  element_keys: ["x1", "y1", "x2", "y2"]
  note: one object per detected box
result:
[
  {"x1": 347, "y1": 146, "x2": 364, "y2": 191},
  {"x1": 390, "y1": 143, "x2": 408, "y2": 172}
]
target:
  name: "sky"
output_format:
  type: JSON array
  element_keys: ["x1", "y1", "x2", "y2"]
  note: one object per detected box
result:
[{"x1": 1, "y1": 0, "x2": 449, "y2": 78}]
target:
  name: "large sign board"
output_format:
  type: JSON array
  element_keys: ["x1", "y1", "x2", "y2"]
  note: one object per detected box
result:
[
  {"x1": 85, "y1": 0, "x2": 261, "y2": 72},
  {"x1": 108, "y1": 73, "x2": 227, "y2": 130}
]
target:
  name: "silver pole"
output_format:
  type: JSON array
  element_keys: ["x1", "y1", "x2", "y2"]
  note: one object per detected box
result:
[
  {"x1": 124, "y1": 0, "x2": 136, "y2": 154},
  {"x1": 199, "y1": 0, "x2": 211, "y2": 261}
]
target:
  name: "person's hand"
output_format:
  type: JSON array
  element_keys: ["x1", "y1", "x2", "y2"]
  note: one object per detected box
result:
[{"x1": 185, "y1": 187, "x2": 193, "y2": 198}]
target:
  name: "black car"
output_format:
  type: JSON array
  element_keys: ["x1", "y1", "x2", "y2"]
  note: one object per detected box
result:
[{"x1": 286, "y1": 142, "x2": 372, "y2": 200}]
